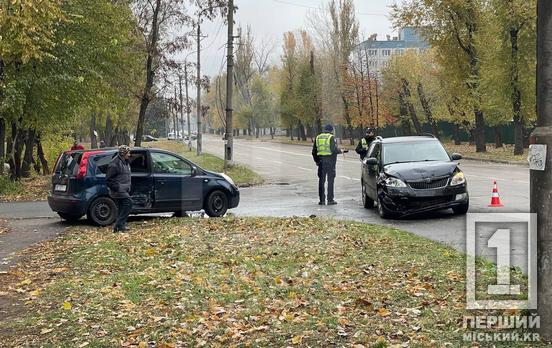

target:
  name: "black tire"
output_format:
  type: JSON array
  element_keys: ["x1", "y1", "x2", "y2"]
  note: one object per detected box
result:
[
  {"x1": 377, "y1": 196, "x2": 395, "y2": 219},
  {"x1": 57, "y1": 212, "x2": 83, "y2": 222},
  {"x1": 87, "y1": 196, "x2": 117, "y2": 226},
  {"x1": 362, "y1": 181, "x2": 374, "y2": 209},
  {"x1": 453, "y1": 200, "x2": 469, "y2": 215},
  {"x1": 204, "y1": 190, "x2": 228, "y2": 217}
]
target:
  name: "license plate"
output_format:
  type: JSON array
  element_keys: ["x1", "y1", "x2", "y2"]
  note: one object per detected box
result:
[{"x1": 54, "y1": 184, "x2": 67, "y2": 192}]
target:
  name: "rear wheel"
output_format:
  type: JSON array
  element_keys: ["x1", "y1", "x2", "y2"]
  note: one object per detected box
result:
[
  {"x1": 57, "y1": 212, "x2": 83, "y2": 222},
  {"x1": 87, "y1": 196, "x2": 117, "y2": 226},
  {"x1": 362, "y1": 181, "x2": 374, "y2": 209},
  {"x1": 204, "y1": 190, "x2": 228, "y2": 217}
]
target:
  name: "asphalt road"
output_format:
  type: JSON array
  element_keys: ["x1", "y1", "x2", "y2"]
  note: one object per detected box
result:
[{"x1": 202, "y1": 135, "x2": 531, "y2": 270}]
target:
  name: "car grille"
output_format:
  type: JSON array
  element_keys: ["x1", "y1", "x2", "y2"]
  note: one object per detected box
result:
[
  {"x1": 403, "y1": 196, "x2": 453, "y2": 209},
  {"x1": 408, "y1": 177, "x2": 449, "y2": 190}
]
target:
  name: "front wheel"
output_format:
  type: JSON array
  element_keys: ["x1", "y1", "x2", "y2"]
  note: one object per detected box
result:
[
  {"x1": 204, "y1": 190, "x2": 228, "y2": 217},
  {"x1": 87, "y1": 196, "x2": 117, "y2": 226},
  {"x1": 377, "y1": 196, "x2": 396, "y2": 219},
  {"x1": 58, "y1": 212, "x2": 83, "y2": 223},
  {"x1": 362, "y1": 182, "x2": 374, "y2": 209}
]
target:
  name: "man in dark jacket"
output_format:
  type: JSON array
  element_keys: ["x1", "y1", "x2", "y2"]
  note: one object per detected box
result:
[
  {"x1": 312, "y1": 124, "x2": 342, "y2": 205},
  {"x1": 106, "y1": 145, "x2": 132, "y2": 232},
  {"x1": 355, "y1": 127, "x2": 375, "y2": 160}
]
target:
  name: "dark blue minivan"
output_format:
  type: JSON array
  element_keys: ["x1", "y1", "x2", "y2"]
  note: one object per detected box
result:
[{"x1": 48, "y1": 148, "x2": 240, "y2": 226}]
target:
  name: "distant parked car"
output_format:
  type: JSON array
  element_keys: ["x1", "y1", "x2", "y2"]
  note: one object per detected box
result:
[
  {"x1": 167, "y1": 132, "x2": 176, "y2": 140},
  {"x1": 48, "y1": 148, "x2": 240, "y2": 226},
  {"x1": 143, "y1": 135, "x2": 158, "y2": 142},
  {"x1": 361, "y1": 135, "x2": 468, "y2": 219}
]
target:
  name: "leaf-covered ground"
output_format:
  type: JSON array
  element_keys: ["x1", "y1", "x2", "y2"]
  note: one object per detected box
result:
[
  {"x1": 0, "y1": 217, "x2": 535, "y2": 347},
  {"x1": 0, "y1": 175, "x2": 50, "y2": 202}
]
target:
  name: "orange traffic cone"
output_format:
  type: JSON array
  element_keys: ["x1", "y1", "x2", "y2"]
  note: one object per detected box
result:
[{"x1": 488, "y1": 180, "x2": 504, "y2": 207}]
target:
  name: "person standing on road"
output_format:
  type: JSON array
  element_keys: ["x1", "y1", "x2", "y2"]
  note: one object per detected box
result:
[
  {"x1": 355, "y1": 127, "x2": 375, "y2": 160},
  {"x1": 312, "y1": 124, "x2": 342, "y2": 205},
  {"x1": 106, "y1": 145, "x2": 132, "y2": 233}
]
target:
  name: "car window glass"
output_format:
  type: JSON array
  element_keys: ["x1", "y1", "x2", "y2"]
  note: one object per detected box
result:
[
  {"x1": 130, "y1": 152, "x2": 149, "y2": 173},
  {"x1": 94, "y1": 154, "x2": 115, "y2": 175},
  {"x1": 383, "y1": 141, "x2": 450, "y2": 165},
  {"x1": 151, "y1": 152, "x2": 192, "y2": 175},
  {"x1": 55, "y1": 152, "x2": 82, "y2": 176}
]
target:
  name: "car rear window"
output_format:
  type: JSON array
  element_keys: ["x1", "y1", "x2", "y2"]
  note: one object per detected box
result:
[{"x1": 54, "y1": 152, "x2": 82, "y2": 176}]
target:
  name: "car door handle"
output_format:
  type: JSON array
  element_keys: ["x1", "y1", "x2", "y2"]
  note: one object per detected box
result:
[{"x1": 158, "y1": 179, "x2": 166, "y2": 185}]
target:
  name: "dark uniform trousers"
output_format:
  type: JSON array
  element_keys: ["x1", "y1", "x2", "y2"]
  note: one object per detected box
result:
[{"x1": 318, "y1": 158, "x2": 336, "y2": 202}]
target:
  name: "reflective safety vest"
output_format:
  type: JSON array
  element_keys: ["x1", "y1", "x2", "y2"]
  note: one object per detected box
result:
[
  {"x1": 361, "y1": 137, "x2": 370, "y2": 150},
  {"x1": 316, "y1": 133, "x2": 333, "y2": 156}
]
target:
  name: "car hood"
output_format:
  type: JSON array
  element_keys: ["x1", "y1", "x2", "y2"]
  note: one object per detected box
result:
[{"x1": 383, "y1": 161, "x2": 457, "y2": 181}]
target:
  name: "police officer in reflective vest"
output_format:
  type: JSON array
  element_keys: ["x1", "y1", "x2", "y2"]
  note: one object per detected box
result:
[
  {"x1": 355, "y1": 127, "x2": 375, "y2": 160},
  {"x1": 312, "y1": 124, "x2": 342, "y2": 205}
]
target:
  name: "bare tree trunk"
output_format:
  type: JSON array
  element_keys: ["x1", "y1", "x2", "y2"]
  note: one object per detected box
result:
[
  {"x1": 21, "y1": 129, "x2": 36, "y2": 178},
  {"x1": 417, "y1": 82, "x2": 440, "y2": 138},
  {"x1": 36, "y1": 135, "x2": 50, "y2": 175},
  {"x1": 135, "y1": 0, "x2": 162, "y2": 147},
  {"x1": 510, "y1": 27, "x2": 524, "y2": 155},
  {"x1": 14, "y1": 125, "x2": 24, "y2": 180},
  {"x1": 401, "y1": 79, "x2": 422, "y2": 134},
  {"x1": 0, "y1": 117, "x2": 5, "y2": 175},
  {"x1": 90, "y1": 111, "x2": 98, "y2": 149},
  {"x1": 398, "y1": 92, "x2": 412, "y2": 136},
  {"x1": 494, "y1": 126, "x2": 503, "y2": 148},
  {"x1": 453, "y1": 123, "x2": 461, "y2": 145}
]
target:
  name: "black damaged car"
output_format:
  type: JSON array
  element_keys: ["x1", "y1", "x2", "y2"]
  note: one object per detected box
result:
[{"x1": 361, "y1": 135, "x2": 468, "y2": 219}]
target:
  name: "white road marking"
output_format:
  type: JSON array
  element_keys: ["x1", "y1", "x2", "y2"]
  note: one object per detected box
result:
[
  {"x1": 297, "y1": 166, "x2": 313, "y2": 172},
  {"x1": 340, "y1": 175, "x2": 361, "y2": 181},
  {"x1": 272, "y1": 160, "x2": 284, "y2": 164},
  {"x1": 465, "y1": 174, "x2": 529, "y2": 185}
]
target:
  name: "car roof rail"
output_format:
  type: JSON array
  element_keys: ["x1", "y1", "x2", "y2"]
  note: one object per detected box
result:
[{"x1": 419, "y1": 133, "x2": 437, "y2": 138}]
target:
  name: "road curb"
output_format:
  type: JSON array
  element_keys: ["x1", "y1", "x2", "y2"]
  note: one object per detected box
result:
[{"x1": 462, "y1": 156, "x2": 528, "y2": 166}]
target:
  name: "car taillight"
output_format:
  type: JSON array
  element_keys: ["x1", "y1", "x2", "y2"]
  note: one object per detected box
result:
[{"x1": 76, "y1": 151, "x2": 105, "y2": 179}]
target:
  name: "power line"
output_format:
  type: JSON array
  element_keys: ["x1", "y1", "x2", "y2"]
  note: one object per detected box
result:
[{"x1": 271, "y1": 0, "x2": 387, "y2": 16}]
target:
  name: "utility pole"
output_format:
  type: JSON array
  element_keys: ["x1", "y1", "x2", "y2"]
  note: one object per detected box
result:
[
  {"x1": 174, "y1": 86, "x2": 179, "y2": 139},
  {"x1": 178, "y1": 74, "x2": 185, "y2": 146},
  {"x1": 184, "y1": 62, "x2": 192, "y2": 151},
  {"x1": 534, "y1": 0, "x2": 552, "y2": 339},
  {"x1": 196, "y1": 20, "x2": 202, "y2": 156},
  {"x1": 224, "y1": 0, "x2": 235, "y2": 170}
]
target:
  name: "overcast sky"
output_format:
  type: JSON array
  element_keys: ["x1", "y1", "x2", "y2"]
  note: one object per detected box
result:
[{"x1": 196, "y1": 0, "x2": 398, "y2": 77}]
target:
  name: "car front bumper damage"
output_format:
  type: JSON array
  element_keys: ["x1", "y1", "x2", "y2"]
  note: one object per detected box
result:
[{"x1": 379, "y1": 183, "x2": 468, "y2": 217}]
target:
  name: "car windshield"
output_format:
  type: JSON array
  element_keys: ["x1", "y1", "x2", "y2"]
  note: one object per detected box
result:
[{"x1": 383, "y1": 141, "x2": 450, "y2": 165}]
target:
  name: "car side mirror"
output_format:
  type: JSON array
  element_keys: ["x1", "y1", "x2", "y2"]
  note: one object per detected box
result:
[
  {"x1": 451, "y1": 153, "x2": 463, "y2": 161},
  {"x1": 365, "y1": 157, "x2": 378, "y2": 165},
  {"x1": 191, "y1": 166, "x2": 199, "y2": 176}
]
